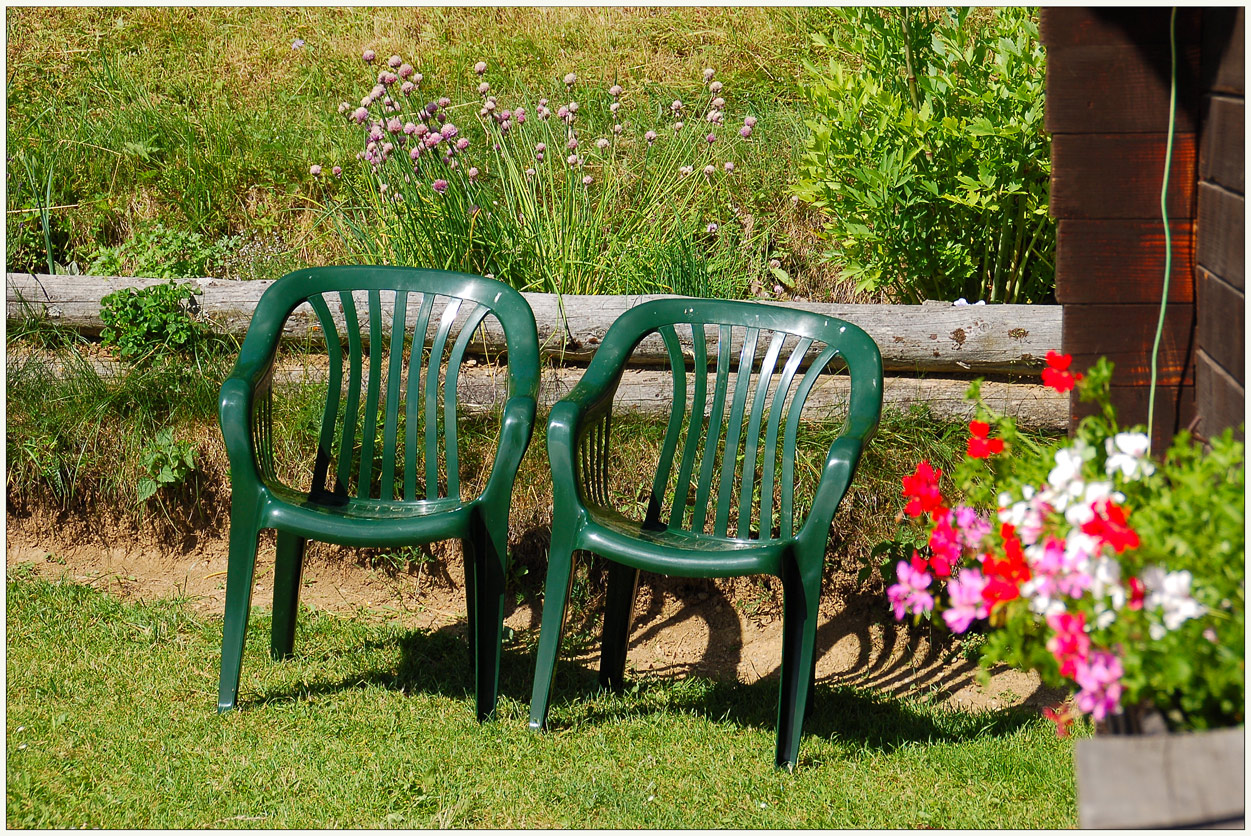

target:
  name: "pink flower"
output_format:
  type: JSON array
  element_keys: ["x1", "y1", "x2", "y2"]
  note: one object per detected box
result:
[
  {"x1": 709, "y1": 80, "x2": 723, "y2": 94},
  {"x1": 953, "y1": 505, "x2": 991, "y2": 550},
  {"x1": 386, "y1": 117, "x2": 403, "y2": 134},
  {"x1": 703, "y1": 164, "x2": 716, "y2": 177},
  {"x1": 1045, "y1": 611, "x2": 1091, "y2": 678},
  {"x1": 564, "y1": 72, "x2": 577, "y2": 86},
  {"x1": 351, "y1": 107, "x2": 369, "y2": 124},
  {"x1": 582, "y1": 174, "x2": 593, "y2": 186},
  {"x1": 478, "y1": 81, "x2": 491, "y2": 95},
  {"x1": 739, "y1": 126, "x2": 753, "y2": 139},
  {"x1": 671, "y1": 100, "x2": 683, "y2": 113},
  {"x1": 525, "y1": 167, "x2": 536, "y2": 178},
  {"x1": 609, "y1": 84, "x2": 623, "y2": 97},
  {"x1": 712, "y1": 96, "x2": 726, "y2": 109},
  {"x1": 438, "y1": 97, "x2": 451, "y2": 109},
  {"x1": 388, "y1": 54, "x2": 402, "y2": 68},
  {"x1": 927, "y1": 513, "x2": 961, "y2": 577},
  {"x1": 888, "y1": 560, "x2": 935, "y2": 620},
  {"x1": 566, "y1": 154, "x2": 580, "y2": 166},
  {"x1": 309, "y1": 164, "x2": 322, "y2": 176},
  {"x1": 455, "y1": 138, "x2": 469, "y2": 151},
  {"x1": 474, "y1": 61, "x2": 488, "y2": 75},
  {"x1": 673, "y1": 121, "x2": 684, "y2": 132},
  {"x1": 440, "y1": 123, "x2": 459, "y2": 138},
  {"x1": 702, "y1": 68, "x2": 715, "y2": 83},
  {"x1": 612, "y1": 124, "x2": 622, "y2": 135},
  {"x1": 706, "y1": 133, "x2": 716, "y2": 144},
  {"x1": 401, "y1": 81, "x2": 416, "y2": 97},
  {"x1": 596, "y1": 137, "x2": 609, "y2": 150},
  {"x1": 332, "y1": 165, "x2": 342, "y2": 177},
  {"x1": 363, "y1": 49, "x2": 376, "y2": 63},
  {"x1": 744, "y1": 115, "x2": 758, "y2": 128},
  {"x1": 723, "y1": 161, "x2": 734, "y2": 173},
  {"x1": 535, "y1": 142, "x2": 546, "y2": 153},
  {"x1": 557, "y1": 105, "x2": 570, "y2": 121},
  {"x1": 399, "y1": 63, "x2": 415, "y2": 79},
  {"x1": 468, "y1": 167, "x2": 479, "y2": 181},
  {"x1": 432, "y1": 179, "x2": 448, "y2": 194},
  {"x1": 644, "y1": 130, "x2": 657, "y2": 145},
  {"x1": 706, "y1": 222, "x2": 718, "y2": 234},
  {"x1": 943, "y1": 569, "x2": 990, "y2": 633},
  {"x1": 1072, "y1": 650, "x2": 1123, "y2": 722}
]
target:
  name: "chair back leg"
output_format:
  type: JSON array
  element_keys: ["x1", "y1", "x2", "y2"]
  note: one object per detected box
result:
[
  {"x1": 270, "y1": 531, "x2": 307, "y2": 660},
  {"x1": 774, "y1": 558, "x2": 822, "y2": 768},
  {"x1": 599, "y1": 561, "x2": 641, "y2": 691},
  {"x1": 464, "y1": 515, "x2": 508, "y2": 722}
]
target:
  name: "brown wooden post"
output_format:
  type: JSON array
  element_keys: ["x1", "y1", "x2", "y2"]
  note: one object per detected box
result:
[
  {"x1": 1196, "y1": 7, "x2": 1245, "y2": 440},
  {"x1": 1041, "y1": 8, "x2": 1203, "y2": 451}
]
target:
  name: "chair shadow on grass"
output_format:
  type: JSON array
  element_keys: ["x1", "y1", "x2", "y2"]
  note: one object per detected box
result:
[{"x1": 246, "y1": 593, "x2": 1048, "y2": 759}]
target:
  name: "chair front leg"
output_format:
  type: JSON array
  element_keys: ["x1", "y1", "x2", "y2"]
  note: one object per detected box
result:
[
  {"x1": 218, "y1": 501, "x2": 262, "y2": 713},
  {"x1": 528, "y1": 527, "x2": 579, "y2": 732},
  {"x1": 775, "y1": 558, "x2": 823, "y2": 769}
]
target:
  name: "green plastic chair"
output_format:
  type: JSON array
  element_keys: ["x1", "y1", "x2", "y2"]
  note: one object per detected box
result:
[
  {"x1": 528, "y1": 298, "x2": 882, "y2": 767},
  {"x1": 217, "y1": 265, "x2": 539, "y2": 720}
]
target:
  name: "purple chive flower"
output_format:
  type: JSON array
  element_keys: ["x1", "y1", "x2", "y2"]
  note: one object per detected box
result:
[
  {"x1": 613, "y1": 123, "x2": 623, "y2": 135},
  {"x1": 338, "y1": 101, "x2": 351, "y2": 115},
  {"x1": 380, "y1": 71, "x2": 398, "y2": 86},
  {"x1": 564, "y1": 72, "x2": 577, "y2": 86},
  {"x1": 371, "y1": 84, "x2": 387, "y2": 100},
  {"x1": 582, "y1": 174, "x2": 593, "y2": 185},
  {"x1": 468, "y1": 167, "x2": 479, "y2": 180},
  {"x1": 403, "y1": 121, "x2": 418, "y2": 136},
  {"x1": 739, "y1": 126, "x2": 753, "y2": 139},
  {"x1": 706, "y1": 133, "x2": 717, "y2": 144},
  {"x1": 438, "y1": 97, "x2": 451, "y2": 109},
  {"x1": 388, "y1": 54, "x2": 402, "y2": 68},
  {"x1": 679, "y1": 165, "x2": 693, "y2": 176},
  {"x1": 474, "y1": 61, "x2": 488, "y2": 75},
  {"x1": 609, "y1": 84, "x2": 623, "y2": 97},
  {"x1": 292, "y1": 39, "x2": 305, "y2": 50},
  {"x1": 432, "y1": 179, "x2": 448, "y2": 194},
  {"x1": 712, "y1": 97, "x2": 725, "y2": 109},
  {"x1": 596, "y1": 137, "x2": 609, "y2": 150},
  {"x1": 425, "y1": 101, "x2": 439, "y2": 115},
  {"x1": 744, "y1": 115, "x2": 758, "y2": 128},
  {"x1": 363, "y1": 49, "x2": 376, "y2": 63},
  {"x1": 514, "y1": 107, "x2": 526, "y2": 124},
  {"x1": 556, "y1": 105, "x2": 570, "y2": 121},
  {"x1": 526, "y1": 168, "x2": 536, "y2": 177},
  {"x1": 440, "y1": 123, "x2": 459, "y2": 138},
  {"x1": 424, "y1": 133, "x2": 442, "y2": 148},
  {"x1": 414, "y1": 123, "x2": 429, "y2": 137},
  {"x1": 483, "y1": 100, "x2": 496, "y2": 112},
  {"x1": 478, "y1": 81, "x2": 491, "y2": 95},
  {"x1": 400, "y1": 81, "x2": 415, "y2": 97},
  {"x1": 709, "y1": 80, "x2": 723, "y2": 94},
  {"x1": 399, "y1": 63, "x2": 415, "y2": 79},
  {"x1": 567, "y1": 138, "x2": 578, "y2": 150},
  {"x1": 644, "y1": 130, "x2": 657, "y2": 145},
  {"x1": 703, "y1": 68, "x2": 715, "y2": 83},
  {"x1": 610, "y1": 101, "x2": 621, "y2": 114},
  {"x1": 566, "y1": 154, "x2": 580, "y2": 166},
  {"x1": 703, "y1": 164, "x2": 716, "y2": 176},
  {"x1": 409, "y1": 146, "x2": 422, "y2": 161},
  {"x1": 723, "y1": 161, "x2": 734, "y2": 173},
  {"x1": 673, "y1": 121, "x2": 684, "y2": 132},
  {"x1": 455, "y1": 137, "x2": 469, "y2": 151},
  {"x1": 671, "y1": 100, "x2": 683, "y2": 113},
  {"x1": 706, "y1": 222, "x2": 718, "y2": 233},
  {"x1": 568, "y1": 101, "x2": 579, "y2": 112},
  {"x1": 309, "y1": 164, "x2": 322, "y2": 176},
  {"x1": 332, "y1": 165, "x2": 342, "y2": 177},
  {"x1": 535, "y1": 142, "x2": 546, "y2": 153},
  {"x1": 387, "y1": 117, "x2": 403, "y2": 133},
  {"x1": 369, "y1": 125, "x2": 385, "y2": 143}
]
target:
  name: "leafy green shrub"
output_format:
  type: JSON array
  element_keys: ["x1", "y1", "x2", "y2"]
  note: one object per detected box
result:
[
  {"x1": 89, "y1": 222, "x2": 233, "y2": 280},
  {"x1": 99, "y1": 280, "x2": 204, "y2": 361},
  {"x1": 795, "y1": 7, "x2": 1053, "y2": 304},
  {"x1": 136, "y1": 427, "x2": 197, "y2": 504}
]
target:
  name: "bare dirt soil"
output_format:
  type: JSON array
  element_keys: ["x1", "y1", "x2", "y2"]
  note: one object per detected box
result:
[{"x1": 6, "y1": 505, "x2": 1062, "y2": 715}]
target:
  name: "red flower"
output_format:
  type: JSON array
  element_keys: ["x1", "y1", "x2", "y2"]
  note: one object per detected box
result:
[
  {"x1": 1081, "y1": 500, "x2": 1141, "y2": 554},
  {"x1": 1041, "y1": 350, "x2": 1083, "y2": 393},
  {"x1": 1043, "y1": 702, "x2": 1078, "y2": 738},
  {"x1": 1128, "y1": 575, "x2": 1146, "y2": 610},
  {"x1": 966, "y1": 420, "x2": 1005, "y2": 459},
  {"x1": 902, "y1": 460, "x2": 944, "y2": 519}
]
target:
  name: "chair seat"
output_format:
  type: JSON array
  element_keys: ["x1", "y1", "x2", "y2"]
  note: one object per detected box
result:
[
  {"x1": 263, "y1": 483, "x2": 474, "y2": 547},
  {"x1": 581, "y1": 507, "x2": 791, "y2": 579}
]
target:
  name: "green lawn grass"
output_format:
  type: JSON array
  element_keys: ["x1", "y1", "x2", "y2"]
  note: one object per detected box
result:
[{"x1": 7, "y1": 572, "x2": 1078, "y2": 828}]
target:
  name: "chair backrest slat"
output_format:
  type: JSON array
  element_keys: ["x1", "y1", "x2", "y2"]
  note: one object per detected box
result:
[
  {"x1": 647, "y1": 325, "x2": 688, "y2": 528},
  {"x1": 758, "y1": 336, "x2": 811, "y2": 539},
  {"x1": 355, "y1": 290, "x2": 386, "y2": 499},
  {"x1": 404, "y1": 293, "x2": 436, "y2": 501},
  {"x1": 379, "y1": 290, "x2": 409, "y2": 501},
  {"x1": 336, "y1": 291, "x2": 365, "y2": 495},
  {"x1": 443, "y1": 302, "x2": 489, "y2": 500},
  {"x1": 692, "y1": 325, "x2": 732, "y2": 533},
  {"x1": 737, "y1": 329, "x2": 787, "y2": 539},
  {"x1": 780, "y1": 344, "x2": 839, "y2": 538},
  {"x1": 714, "y1": 326, "x2": 760, "y2": 537},
  {"x1": 669, "y1": 324, "x2": 708, "y2": 529},
  {"x1": 423, "y1": 299, "x2": 462, "y2": 500},
  {"x1": 306, "y1": 293, "x2": 344, "y2": 495}
]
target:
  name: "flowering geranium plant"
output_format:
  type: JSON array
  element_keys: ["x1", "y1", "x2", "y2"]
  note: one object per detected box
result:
[{"x1": 887, "y1": 351, "x2": 1244, "y2": 733}]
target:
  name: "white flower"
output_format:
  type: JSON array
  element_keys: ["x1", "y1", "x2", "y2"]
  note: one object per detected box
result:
[
  {"x1": 1105, "y1": 432, "x2": 1156, "y2": 481},
  {"x1": 1047, "y1": 443, "x2": 1092, "y2": 510},
  {"x1": 1142, "y1": 567, "x2": 1206, "y2": 631},
  {"x1": 1064, "y1": 481, "x2": 1123, "y2": 527}
]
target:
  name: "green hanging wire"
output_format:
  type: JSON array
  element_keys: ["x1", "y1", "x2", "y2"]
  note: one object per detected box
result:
[{"x1": 1147, "y1": 7, "x2": 1179, "y2": 447}]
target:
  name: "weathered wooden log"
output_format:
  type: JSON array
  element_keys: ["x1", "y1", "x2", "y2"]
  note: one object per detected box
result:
[
  {"x1": 7, "y1": 273, "x2": 1061, "y2": 375},
  {"x1": 9, "y1": 349, "x2": 1065, "y2": 429}
]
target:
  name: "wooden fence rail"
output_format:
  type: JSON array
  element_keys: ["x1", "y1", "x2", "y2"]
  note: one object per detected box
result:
[{"x1": 7, "y1": 274, "x2": 1061, "y2": 375}]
